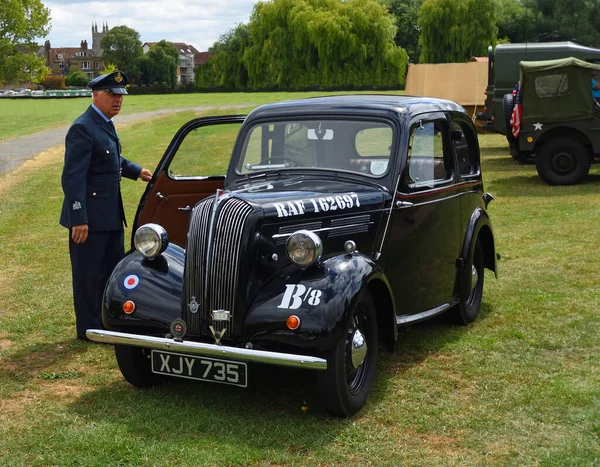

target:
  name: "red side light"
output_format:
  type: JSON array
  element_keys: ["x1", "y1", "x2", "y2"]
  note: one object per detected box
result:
[
  {"x1": 123, "y1": 301, "x2": 136, "y2": 314},
  {"x1": 286, "y1": 315, "x2": 300, "y2": 330}
]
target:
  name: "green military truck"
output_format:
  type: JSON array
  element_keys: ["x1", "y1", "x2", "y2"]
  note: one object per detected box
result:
[
  {"x1": 508, "y1": 57, "x2": 600, "y2": 185},
  {"x1": 476, "y1": 41, "x2": 600, "y2": 135}
]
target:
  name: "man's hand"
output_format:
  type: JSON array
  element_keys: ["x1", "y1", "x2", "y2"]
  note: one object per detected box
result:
[
  {"x1": 139, "y1": 168, "x2": 152, "y2": 182},
  {"x1": 72, "y1": 224, "x2": 89, "y2": 244}
]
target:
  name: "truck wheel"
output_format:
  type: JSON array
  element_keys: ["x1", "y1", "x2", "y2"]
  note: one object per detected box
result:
[
  {"x1": 318, "y1": 291, "x2": 378, "y2": 417},
  {"x1": 536, "y1": 139, "x2": 591, "y2": 185},
  {"x1": 115, "y1": 344, "x2": 160, "y2": 388},
  {"x1": 503, "y1": 94, "x2": 517, "y2": 146},
  {"x1": 453, "y1": 240, "x2": 484, "y2": 325}
]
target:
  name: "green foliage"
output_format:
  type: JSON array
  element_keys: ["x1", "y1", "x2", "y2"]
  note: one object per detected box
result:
[
  {"x1": 418, "y1": 0, "x2": 497, "y2": 63},
  {"x1": 381, "y1": 0, "x2": 424, "y2": 63},
  {"x1": 206, "y1": 24, "x2": 251, "y2": 88},
  {"x1": 40, "y1": 74, "x2": 65, "y2": 90},
  {"x1": 99, "y1": 63, "x2": 118, "y2": 75},
  {"x1": 495, "y1": 0, "x2": 538, "y2": 43},
  {"x1": 241, "y1": 0, "x2": 408, "y2": 89},
  {"x1": 101, "y1": 25, "x2": 143, "y2": 81},
  {"x1": 64, "y1": 70, "x2": 88, "y2": 87},
  {"x1": 138, "y1": 40, "x2": 178, "y2": 88},
  {"x1": 0, "y1": 0, "x2": 50, "y2": 84}
]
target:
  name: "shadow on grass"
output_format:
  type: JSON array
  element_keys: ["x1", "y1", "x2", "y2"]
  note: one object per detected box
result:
[
  {"x1": 489, "y1": 172, "x2": 600, "y2": 194},
  {"x1": 60, "y1": 303, "x2": 491, "y2": 449},
  {"x1": 0, "y1": 339, "x2": 91, "y2": 384}
]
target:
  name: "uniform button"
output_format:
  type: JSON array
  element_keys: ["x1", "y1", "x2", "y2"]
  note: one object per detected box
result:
[
  {"x1": 106, "y1": 150, "x2": 110, "y2": 154},
  {"x1": 93, "y1": 192, "x2": 97, "y2": 196}
]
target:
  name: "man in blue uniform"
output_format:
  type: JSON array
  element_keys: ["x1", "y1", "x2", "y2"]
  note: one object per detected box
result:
[{"x1": 60, "y1": 70, "x2": 152, "y2": 341}]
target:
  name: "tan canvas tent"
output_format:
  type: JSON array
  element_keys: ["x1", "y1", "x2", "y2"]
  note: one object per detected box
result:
[{"x1": 404, "y1": 61, "x2": 488, "y2": 118}]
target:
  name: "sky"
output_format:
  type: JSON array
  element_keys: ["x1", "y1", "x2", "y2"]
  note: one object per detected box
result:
[{"x1": 38, "y1": 0, "x2": 261, "y2": 52}]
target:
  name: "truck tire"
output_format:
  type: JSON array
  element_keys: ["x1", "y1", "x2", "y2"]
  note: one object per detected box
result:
[
  {"x1": 503, "y1": 94, "x2": 517, "y2": 147},
  {"x1": 536, "y1": 138, "x2": 591, "y2": 185}
]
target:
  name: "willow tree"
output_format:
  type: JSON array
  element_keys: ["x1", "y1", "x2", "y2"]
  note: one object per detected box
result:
[
  {"x1": 418, "y1": 0, "x2": 497, "y2": 63},
  {"x1": 243, "y1": 0, "x2": 408, "y2": 89}
]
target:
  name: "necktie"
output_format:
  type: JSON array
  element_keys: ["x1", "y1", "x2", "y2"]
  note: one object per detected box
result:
[{"x1": 108, "y1": 120, "x2": 116, "y2": 132}]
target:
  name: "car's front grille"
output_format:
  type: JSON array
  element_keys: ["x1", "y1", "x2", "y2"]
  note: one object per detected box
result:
[{"x1": 184, "y1": 196, "x2": 253, "y2": 338}]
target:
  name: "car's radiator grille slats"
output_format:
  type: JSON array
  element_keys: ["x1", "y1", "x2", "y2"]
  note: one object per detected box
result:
[
  {"x1": 184, "y1": 196, "x2": 252, "y2": 338},
  {"x1": 209, "y1": 198, "x2": 252, "y2": 338}
]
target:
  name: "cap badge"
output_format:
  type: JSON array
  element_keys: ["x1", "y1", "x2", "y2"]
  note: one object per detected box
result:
[{"x1": 115, "y1": 72, "x2": 123, "y2": 83}]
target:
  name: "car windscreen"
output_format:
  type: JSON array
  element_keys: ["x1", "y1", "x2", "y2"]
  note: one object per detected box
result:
[{"x1": 237, "y1": 119, "x2": 394, "y2": 177}]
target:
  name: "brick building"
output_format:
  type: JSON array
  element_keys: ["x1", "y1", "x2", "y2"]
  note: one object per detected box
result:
[{"x1": 38, "y1": 23, "x2": 108, "y2": 79}]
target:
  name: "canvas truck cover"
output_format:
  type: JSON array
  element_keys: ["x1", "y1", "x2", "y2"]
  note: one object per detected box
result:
[
  {"x1": 520, "y1": 57, "x2": 600, "y2": 123},
  {"x1": 405, "y1": 62, "x2": 488, "y2": 107}
]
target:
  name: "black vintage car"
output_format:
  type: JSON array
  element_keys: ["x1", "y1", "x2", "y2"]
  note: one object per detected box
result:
[{"x1": 88, "y1": 95, "x2": 497, "y2": 417}]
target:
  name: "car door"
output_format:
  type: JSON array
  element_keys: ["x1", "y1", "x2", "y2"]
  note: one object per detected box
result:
[
  {"x1": 133, "y1": 115, "x2": 245, "y2": 247},
  {"x1": 384, "y1": 115, "x2": 461, "y2": 319}
]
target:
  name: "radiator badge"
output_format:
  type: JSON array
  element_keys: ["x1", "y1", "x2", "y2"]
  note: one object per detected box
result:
[{"x1": 189, "y1": 296, "x2": 199, "y2": 314}]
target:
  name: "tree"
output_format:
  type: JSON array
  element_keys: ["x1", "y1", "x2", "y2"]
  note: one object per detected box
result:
[
  {"x1": 207, "y1": 24, "x2": 251, "y2": 88},
  {"x1": 65, "y1": 70, "x2": 88, "y2": 86},
  {"x1": 0, "y1": 0, "x2": 50, "y2": 84},
  {"x1": 495, "y1": 0, "x2": 538, "y2": 43},
  {"x1": 101, "y1": 25, "x2": 143, "y2": 80},
  {"x1": 242, "y1": 0, "x2": 408, "y2": 89},
  {"x1": 138, "y1": 40, "x2": 178, "y2": 88},
  {"x1": 381, "y1": 0, "x2": 424, "y2": 63},
  {"x1": 418, "y1": 0, "x2": 497, "y2": 63}
]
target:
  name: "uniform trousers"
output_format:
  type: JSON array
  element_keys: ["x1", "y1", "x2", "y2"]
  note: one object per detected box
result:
[{"x1": 68, "y1": 229, "x2": 124, "y2": 338}]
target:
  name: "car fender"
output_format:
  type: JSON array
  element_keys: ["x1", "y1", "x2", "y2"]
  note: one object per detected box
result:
[
  {"x1": 102, "y1": 243, "x2": 185, "y2": 332},
  {"x1": 457, "y1": 207, "x2": 497, "y2": 299},
  {"x1": 242, "y1": 253, "x2": 393, "y2": 353}
]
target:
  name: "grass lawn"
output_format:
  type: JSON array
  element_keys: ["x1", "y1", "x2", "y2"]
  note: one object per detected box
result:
[
  {"x1": 0, "y1": 101, "x2": 599, "y2": 466},
  {"x1": 0, "y1": 90, "x2": 403, "y2": 142}
]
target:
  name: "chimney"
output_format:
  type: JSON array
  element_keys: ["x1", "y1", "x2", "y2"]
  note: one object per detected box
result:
[{"x1": 80, "y1": 40, "x2": 88, "y2": 50}]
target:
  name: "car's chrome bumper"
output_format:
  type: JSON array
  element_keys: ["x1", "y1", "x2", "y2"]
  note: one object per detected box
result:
[{"x1": 86, "y1": 329, "x2": 327, "y2": 370}]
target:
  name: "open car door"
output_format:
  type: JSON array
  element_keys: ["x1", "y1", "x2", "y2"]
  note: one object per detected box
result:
[{"x1": 132, "y1": 115, "x2": 245, "y2": 247}]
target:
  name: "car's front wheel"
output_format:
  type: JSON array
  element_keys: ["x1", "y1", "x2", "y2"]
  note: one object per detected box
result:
[
  {"x1": 317, "y1": 290, "x2": 378, "y2": 417},
  {"x1": 453, "y1": 240, "x2": 484, "y2": 325},
  {"x1": 115, "y1": 344, "x2": 160, "y2": 387},
  {"x1": 536, "y1": 138, "x2": 591, "y2": 185}
]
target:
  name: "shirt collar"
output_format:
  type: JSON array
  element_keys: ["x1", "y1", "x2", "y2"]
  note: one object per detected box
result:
[{"x1": 91, "y1": 103, "x2": 112, "y2": 124}]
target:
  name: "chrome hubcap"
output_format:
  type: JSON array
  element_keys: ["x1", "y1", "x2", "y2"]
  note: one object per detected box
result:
[
  {"x1": 351, "y1": 329, "x2": 367, "y2": 369},
  {"x1": 470, "y1": 264, "x2": 479, "y2": 292}
]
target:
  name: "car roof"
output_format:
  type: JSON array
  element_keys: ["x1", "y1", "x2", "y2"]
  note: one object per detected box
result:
[{"x1": 246, "y1": 94, "x2": 467, "y2": 121}]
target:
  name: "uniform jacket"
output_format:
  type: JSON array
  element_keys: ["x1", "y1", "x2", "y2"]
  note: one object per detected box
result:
[{"x1": 60, "y1": 106, "x2": 141, "y2": 231}]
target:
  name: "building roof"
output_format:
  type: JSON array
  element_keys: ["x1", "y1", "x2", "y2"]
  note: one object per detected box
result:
[{"x1": 142, "y1": 41, "x2": 211, "y2": 66}]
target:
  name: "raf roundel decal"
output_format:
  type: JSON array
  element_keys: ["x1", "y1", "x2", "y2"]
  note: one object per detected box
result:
[{"x1": 123, "y1": 274, "x2": 140, "y2": 290}]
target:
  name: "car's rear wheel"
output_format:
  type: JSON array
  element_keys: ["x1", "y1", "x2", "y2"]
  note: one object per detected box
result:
[
  {"x1": 536, "y1": 138, "x2": 591, "y2": 185},
  {"x1": 317, "y1": 290, "x2": 378, "y2": 417},
  {"x1": 453, "y1": 240, "x2": 484, "y2": 325},
  {"x1": 115, "y1": 344, "x2": 160, "y2": 387}
]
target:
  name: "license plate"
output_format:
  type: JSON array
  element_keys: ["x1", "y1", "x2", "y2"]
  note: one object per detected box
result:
[{"x1": 151, "y1": 350, "x2": 247, "y2": 387}]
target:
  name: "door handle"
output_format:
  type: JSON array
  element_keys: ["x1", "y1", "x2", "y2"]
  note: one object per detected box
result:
[
  {"x1": 178, "y1": 205, "x2": 192, "y2": 211},
  {"x1": 156, "y1": 192, "x2": 168, "y2": 200},
  {"x1": 395, "y1": 200, "x2": 414, "y2": 208}
]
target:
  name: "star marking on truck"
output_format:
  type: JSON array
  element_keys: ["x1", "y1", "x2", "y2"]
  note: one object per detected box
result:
[{"x1": 533, "y1": 122, "x2": 543, "y2": 131}]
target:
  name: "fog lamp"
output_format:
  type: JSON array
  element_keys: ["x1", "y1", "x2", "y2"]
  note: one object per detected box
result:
[
  {"x1": 134, "y1": 223, "x2": 169, "y2": 259},
  {"x1": 286, "y1": 230, "x2": 322, "y2": 268}
]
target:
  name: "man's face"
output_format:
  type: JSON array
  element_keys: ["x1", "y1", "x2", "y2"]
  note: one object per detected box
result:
[{"x1": 93, "y1": 90, "x2": 123, "y2": 118}]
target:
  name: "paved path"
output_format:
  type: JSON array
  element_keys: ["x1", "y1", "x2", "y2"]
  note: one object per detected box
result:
[{"x1": 0, "y1": 106, "x2": 246, "y2": 176}]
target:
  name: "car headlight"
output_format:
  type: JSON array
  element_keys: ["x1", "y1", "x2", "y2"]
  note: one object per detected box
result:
[
  {"x1": 286, "y1": 230, "x2": 322, "y2": 268},
  {"x1": 134, "y1": 223, "x2": 169, "y2": 259}
]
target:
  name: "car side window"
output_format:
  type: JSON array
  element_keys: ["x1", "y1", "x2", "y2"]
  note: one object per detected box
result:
[
  {"x1": 450, "y1": 120, "x2": 480, "y2": 178},
  {"x1": 406, "y1": 120, "x2": 451, "y2": 189},
  {"x1": 168, "y1": 123, "x2": 241, "y2": 178}
]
